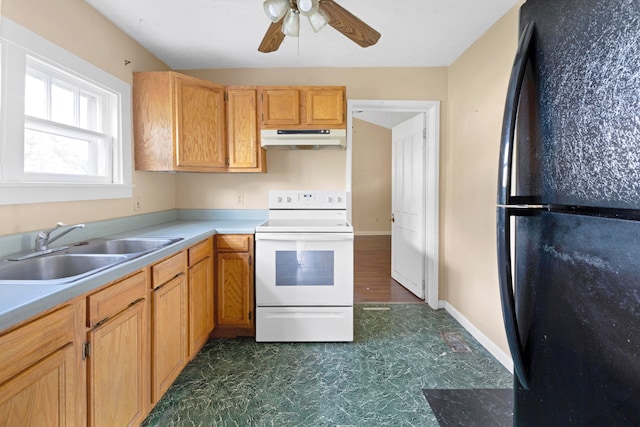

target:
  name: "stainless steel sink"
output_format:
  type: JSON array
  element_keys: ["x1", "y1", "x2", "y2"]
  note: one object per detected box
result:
[
  {"x1": 0, "y1": 254, "x2": 128, "y2": 284},
  {"x1": 0, "y1": 237, "x2": 183, "y2": 285},
  {"x1": 66, "y1": 237, "x2": 182, "y2": 255}
]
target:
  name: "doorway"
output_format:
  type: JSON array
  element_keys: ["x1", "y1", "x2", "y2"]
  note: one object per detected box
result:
[{"x1": 346, "y1": 100, "x2": 440, "y2": 309}]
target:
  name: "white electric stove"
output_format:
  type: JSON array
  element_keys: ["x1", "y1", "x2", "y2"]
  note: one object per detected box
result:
[{"x1": 255, "y1": 190, "x2": 354, "y2": 342}]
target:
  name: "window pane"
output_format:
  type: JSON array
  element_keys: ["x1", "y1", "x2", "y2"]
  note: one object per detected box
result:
[
  {"x1": 25, "y1": 73, "x2": 47, "y2": 118},
  {"x1": 79, "y1": 92, "x2": 100, "y2": 131},
  {"x1": 24, "y1": 128, "x2": 109, "y2": 177},
  {"x1": 51, "y1": 82, "x2": 75, "y2": 126}
]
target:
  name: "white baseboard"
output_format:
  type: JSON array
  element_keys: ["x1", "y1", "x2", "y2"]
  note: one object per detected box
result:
[
  {"x1": 439, "y1": 300, "x2": 514, "y2": 373},
  {"x1": 354, "y1": 231, "x2": 391, "y2": 236}
]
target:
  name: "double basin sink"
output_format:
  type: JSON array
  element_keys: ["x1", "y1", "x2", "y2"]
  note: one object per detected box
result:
[{"x1": 0, "y1": 237, "x2": 183, "y2": 285}]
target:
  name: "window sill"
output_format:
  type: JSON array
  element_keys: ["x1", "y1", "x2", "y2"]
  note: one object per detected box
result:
[{"x1": 0, "y1": 183, "x2": 133, "y2": 205}]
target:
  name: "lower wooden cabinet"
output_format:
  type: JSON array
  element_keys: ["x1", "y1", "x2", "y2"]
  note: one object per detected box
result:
[
  {"x1": 0, "y1": 303, "x2": 85, "y2": 427},
  {"x1": 213, "y1": 234, "x2": 255, "y2": 337},
  {"x1": 188, "y1": 237, "x2": 214, "y2": 358},
  {"x1": 85, "y1": 270, "x2": 148, "y2": 427},
  {"x1": 0, "y1": 234, "x2": 244, "y2": 425},
  {"x1": 151, "y1": 252, "x2": 188, "y2": 404}
]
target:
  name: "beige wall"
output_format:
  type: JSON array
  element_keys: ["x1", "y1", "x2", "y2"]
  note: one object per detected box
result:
[
  {"x1": 176, "y1": 150, "x2": 347, "y2": 209},
  {"x1": 351, "y1": 118, "x2": 392, "y2": 234},
  {"x1": 0, "y1": 0, "x2": 173, "y2": 236},
  {"x1": 444, "y1": 3, "x2": 521, "y2": 354}
]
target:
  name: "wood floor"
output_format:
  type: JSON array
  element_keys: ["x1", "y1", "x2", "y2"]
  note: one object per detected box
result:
[{"x1": 354, "y1": 235, "x2": 423, "y2": 303}]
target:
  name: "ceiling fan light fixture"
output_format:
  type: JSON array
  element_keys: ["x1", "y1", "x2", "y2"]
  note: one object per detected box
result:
[
  {"x1": 297, "y1": 0, "x2": 319, "y2": 16},
  {"x1": 282, "y1": 9, "x2": 300, "y2": 37},
  {"x1": 308, "y1": 8, "x2": 329, "y2": 33},
  {"x1": 263, "y1": 0, "x2": 289, "y2": 22}
]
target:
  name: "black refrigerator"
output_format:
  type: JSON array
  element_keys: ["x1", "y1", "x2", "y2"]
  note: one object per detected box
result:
[{"x1": 496, "y1": 0, "x2": 640, "y2": 425}]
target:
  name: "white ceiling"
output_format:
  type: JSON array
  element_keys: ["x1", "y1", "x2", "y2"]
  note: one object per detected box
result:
[
  {"x1": 84, "y1": 0, "x2": 520, "y2": 70},
  {"x1": 354, "y1": 111, "x2": 419, "y2": 129}
]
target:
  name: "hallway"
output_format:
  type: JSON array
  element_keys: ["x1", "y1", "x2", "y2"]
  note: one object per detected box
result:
[{"x1": 354, "y1": 235, "x2": 423, "y2": 304}]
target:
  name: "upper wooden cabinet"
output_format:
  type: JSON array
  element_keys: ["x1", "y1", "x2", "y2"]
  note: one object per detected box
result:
[
  {"x1": 133, "y1": 71, "x2": 226, "y2": 172},
  {"x1": 260, "y1": 86, "x2": 346, "y2": 130},
  {"x1": 226, "y1": 87, "x2": 266, "y2": 172}
]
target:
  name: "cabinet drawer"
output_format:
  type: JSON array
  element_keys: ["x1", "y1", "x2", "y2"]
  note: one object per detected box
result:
[
  {"x1": 0, "y1": 304, "x2": 75, "y2": 385},
  {"x1": 87, "y1": 270, "x2": 147, "y2": 327},
  {"x1": 188, "y1": 238, "x2": 211, "y2": 266},
  {"x1": 152, "y1": 251, "x2": 186, "y2": 288},
  {"x1": 216, "y1": 235, "x2": 252, "y2": 252}
]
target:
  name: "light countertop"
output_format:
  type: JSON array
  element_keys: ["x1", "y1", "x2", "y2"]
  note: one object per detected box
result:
[{"x1": 0, "y1": 211, "x2": 266, "y2": 332}]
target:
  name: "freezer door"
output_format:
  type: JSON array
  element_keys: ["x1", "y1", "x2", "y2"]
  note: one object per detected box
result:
[
  {"x1": 514, "y1": 211, "x2": 640, "y2": 425},
  {"x1": 516, "y1": 0, "x2": 640, "y2": 209}
]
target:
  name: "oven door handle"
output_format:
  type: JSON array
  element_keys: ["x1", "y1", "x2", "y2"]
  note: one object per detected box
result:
[{"x1": 255, "y1": 233, "x2": 354, "y2": 242}]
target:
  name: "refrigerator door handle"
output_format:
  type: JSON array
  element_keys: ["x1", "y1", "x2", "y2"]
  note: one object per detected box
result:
[
  {"x1": 497, "y1": 21, "x2": 535, "y2": 206},
  {"x1": 497, "y1": 207, "x2": 529, "y2": 389},
  {"x1": 496, "y1": 21, "x2": 535, "y2": 390}
]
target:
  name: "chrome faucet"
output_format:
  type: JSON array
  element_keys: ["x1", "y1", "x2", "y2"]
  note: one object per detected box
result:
[{"x1": 35, "y1": 222, "x2": 85, "y2": 251}]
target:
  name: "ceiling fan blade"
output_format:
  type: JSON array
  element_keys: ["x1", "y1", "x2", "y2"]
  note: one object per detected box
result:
[
  {"x1": 258, "y1": 19, "x2": 286, "y2": 53},
  {"x1": 319, "y1": 0, "x2": 381, "y2": 48}
]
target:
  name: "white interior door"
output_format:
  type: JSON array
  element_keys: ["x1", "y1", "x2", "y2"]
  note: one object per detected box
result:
[{"x1": 391, "y1": 114, "x2": 425, "y2": 299}]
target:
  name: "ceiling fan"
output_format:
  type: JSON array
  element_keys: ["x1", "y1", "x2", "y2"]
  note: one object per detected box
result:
[{"x1": 259, "y1": 0, "x2": 381, "y2": 53}]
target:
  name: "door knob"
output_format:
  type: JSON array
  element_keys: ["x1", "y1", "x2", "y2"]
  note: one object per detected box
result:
[{"x1": 389, "y1": 213, "x2": 395, "y2": 223}]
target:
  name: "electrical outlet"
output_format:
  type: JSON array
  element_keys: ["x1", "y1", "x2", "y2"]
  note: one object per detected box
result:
[
  {"x1": 134, "y1": 196, "x2": 141, "y2": 212},
  {"x1": 235, "y1": 193, "x2": 244, "y2": 207}
]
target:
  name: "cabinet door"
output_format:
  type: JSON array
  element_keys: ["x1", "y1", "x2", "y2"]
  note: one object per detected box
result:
[
  {"x1": 151, "y1": 274, "x2": 188, "y2": 404},
  {"x1": 0, "y1": 304, "x2": 82, "y2": 427},
  {"x1": 174, "y1": 75, "x2": 226, "y2": 171},
  {"x1": 304, "y1": 87, "x2": 345, "y2": 126},
  {"x1": 87, "y1": 300, "x2": 148, "y2": 427},
  {"x1": 188, "y1": 256, "x2": 214, "y2": 358},
  {"x1": 0, "y1": 344, "x2": 75, "y2": 427},
  {"x1": 226, "y1": 87, "x2": 265, "y2": 172},
  {"x1": 217, "y1": 252, "x2": 252, "y2": 329},
  {"x1": 261, "y1": 88, "x2": 300, "y2": 126}
]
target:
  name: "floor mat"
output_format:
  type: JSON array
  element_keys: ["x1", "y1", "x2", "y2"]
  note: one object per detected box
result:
[{"x1": 422, "y1": 388, "x2": 513, "y2": 427}]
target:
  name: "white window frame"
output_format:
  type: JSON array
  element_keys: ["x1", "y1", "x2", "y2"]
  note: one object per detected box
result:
[{"x1": 0, "y1": 17, "x2": 132, "y2": 205}]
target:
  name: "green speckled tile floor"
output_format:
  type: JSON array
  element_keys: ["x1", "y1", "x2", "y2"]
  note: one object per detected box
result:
[{"x1": 142, "y1": 304, "x2": 512, "y2": 426}]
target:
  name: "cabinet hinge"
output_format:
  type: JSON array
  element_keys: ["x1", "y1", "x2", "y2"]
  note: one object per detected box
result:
[{"x1": 82, "y1": 342, "x2": 91, "y2": 361}]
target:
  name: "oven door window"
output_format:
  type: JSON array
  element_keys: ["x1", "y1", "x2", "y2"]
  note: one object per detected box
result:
[{"x1": 275, "y1": 250, "x2": 334, "y2": 286}]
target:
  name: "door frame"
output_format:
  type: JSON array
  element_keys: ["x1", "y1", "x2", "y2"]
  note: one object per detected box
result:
[{"x1": 346, "y1": 100, "x2": 440, "y2": 309}]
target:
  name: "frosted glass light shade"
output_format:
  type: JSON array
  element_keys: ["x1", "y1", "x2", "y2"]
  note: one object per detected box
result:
[
  {"x1": 263, "y1": 0, "x2": 289, "y2": 22},
  {"x1": 297, "y1": 0, "x2": 319, "y2": 16},
  {"x1": 282, "y1": 9, "x2": 300, "y2": 37},
  {"x1": 308, "y1": 8, "x2": 329, "y2": 33}
]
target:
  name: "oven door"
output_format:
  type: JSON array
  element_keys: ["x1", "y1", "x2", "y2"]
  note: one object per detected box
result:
[{"x1": 255, "y1": 233, "x2": 353, "y2": 306}]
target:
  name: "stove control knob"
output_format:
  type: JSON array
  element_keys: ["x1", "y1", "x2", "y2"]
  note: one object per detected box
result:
[
  {"x1": 327, "y1": 196, "x2": 333, "y2": 203},
  {"x1": 337, "y1": 196, "x2": 342, "y2": 203},
  {"x1": 277, "y1": 196, "x2": 283, "y2": 203},
  {"x1": 286, "y1": 197, "x2": 292, "y2": 203}
]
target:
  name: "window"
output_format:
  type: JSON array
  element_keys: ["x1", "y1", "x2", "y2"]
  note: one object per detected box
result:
[
  {"x1": 0, "y1": 18, "x2": 132, "y2": 204},
  {"x1": 23, "y1": 58, "x2": 115, "y2": 183}
]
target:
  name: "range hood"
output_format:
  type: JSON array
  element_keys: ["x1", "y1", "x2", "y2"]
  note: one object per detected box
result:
[{"x1": 260, "y1": 129, "x2": 346, "y2": 149}]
